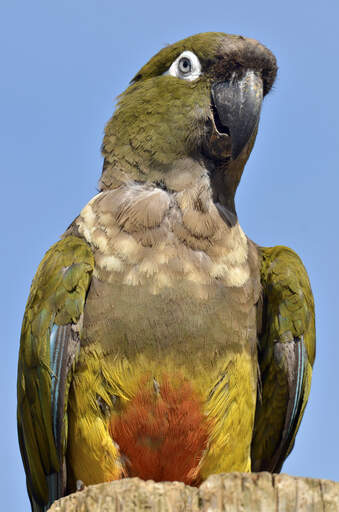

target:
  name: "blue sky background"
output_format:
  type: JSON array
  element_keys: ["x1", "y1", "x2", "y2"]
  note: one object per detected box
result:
[{"x1": 1, "y1": 1, "x2": 338, "y2": 510}]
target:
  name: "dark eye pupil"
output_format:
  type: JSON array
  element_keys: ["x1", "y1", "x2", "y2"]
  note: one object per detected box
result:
[{"x1": 179, "y1": 57, "x2": 191, "y2": 74}]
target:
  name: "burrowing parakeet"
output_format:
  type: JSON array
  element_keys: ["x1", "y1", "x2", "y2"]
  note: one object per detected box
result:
[{"x1": 17, "y1": 32, "x2": 315, "y2": 511}]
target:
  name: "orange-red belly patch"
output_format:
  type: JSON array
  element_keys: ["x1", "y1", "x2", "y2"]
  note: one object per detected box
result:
[{"x1": 109, "y1": 375, "x2": 209, "y2": 485}]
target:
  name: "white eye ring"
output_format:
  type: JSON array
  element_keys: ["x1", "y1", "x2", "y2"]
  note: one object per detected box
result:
[{"x1": 165, "y1": 50, "x2": 202, "y2": 81}]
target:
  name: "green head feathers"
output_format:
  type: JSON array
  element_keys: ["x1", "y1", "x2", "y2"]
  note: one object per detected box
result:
[{"x1": 100, "y1": 32, "x2": 277, "y2": 202}]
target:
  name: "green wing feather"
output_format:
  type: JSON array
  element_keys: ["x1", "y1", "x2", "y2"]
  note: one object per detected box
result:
[
  {"x1": 251, "y1": 245, "x2": 315, "y2": 472},
  {"x1": 17, "y1": 236, "x2": 94, "y2": 510}
]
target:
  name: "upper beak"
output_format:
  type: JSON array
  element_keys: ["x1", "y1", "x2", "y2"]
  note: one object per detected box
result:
[{"x1": 211, "y1": 70, "x2": 263, "y2": 160}]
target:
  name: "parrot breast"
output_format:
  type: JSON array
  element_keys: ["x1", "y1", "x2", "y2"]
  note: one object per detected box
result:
[
  {"x1": 66, "y1": 172, "x2": 261, "y2": 485},
  {"x1": 75, "y1": 173, "x2": 254, "y2": 298}
]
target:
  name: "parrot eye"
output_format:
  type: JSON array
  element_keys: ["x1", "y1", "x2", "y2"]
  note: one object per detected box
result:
[
  {"x1": 178, "y1": 57, "x2": 192, "y2": 74},
  {"x1": 165, "y1": 50, "x2": 201, "y2": 81}
]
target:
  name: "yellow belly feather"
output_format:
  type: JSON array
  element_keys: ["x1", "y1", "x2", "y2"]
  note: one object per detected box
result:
[{"x1": 68, "y1": 347, "x2": 257, "y2": 484}]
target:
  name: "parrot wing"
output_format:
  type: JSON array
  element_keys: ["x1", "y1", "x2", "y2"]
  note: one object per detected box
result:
[
  {"x1": 17, "y1": 235, "x2": 94, "y2": 511},
  {"x1": 251, "y1": 245, "x2": 315, "y2": 472}
]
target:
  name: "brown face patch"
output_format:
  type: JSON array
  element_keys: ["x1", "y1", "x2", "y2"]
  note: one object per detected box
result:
[{"x1": 109, "y1": 375, "x2": 211, "y2": 485}]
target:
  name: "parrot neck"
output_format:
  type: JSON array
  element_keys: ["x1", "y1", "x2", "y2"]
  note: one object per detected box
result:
[
  {"x1": 205, "y1": 130, "x2": 257, "y2": 219},
  {"x1": 207, "y1": 159, "x2": 244, "y2": 217},
  {"x1": 98, "y1": 155, "x2": 246, "y2": 226}
]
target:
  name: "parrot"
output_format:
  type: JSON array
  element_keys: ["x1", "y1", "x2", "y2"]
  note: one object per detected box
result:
[{"x1": 17, "y1": 32, "x2": 315, "y2": 511}]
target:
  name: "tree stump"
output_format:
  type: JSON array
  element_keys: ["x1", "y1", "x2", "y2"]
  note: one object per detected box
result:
[{"x1": 48, "y1": 473, "x2": 339, "y2": 511}]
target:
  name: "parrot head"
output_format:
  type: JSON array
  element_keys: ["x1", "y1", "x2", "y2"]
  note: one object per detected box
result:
[{"x1": 101, "y1": 32, "x2": 277, "y2": 216}]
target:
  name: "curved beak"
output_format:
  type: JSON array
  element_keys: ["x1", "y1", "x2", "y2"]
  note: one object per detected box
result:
[{"x1": 211, "y1": 70, "x2": 263, "y2": 160}]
